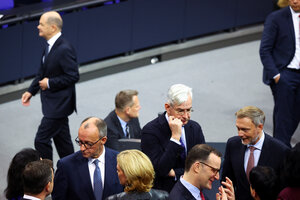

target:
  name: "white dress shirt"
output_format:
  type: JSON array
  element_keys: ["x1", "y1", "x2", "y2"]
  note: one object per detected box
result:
[{"x1": 88, "y1": 147, "x2": 106, "y2": 188}]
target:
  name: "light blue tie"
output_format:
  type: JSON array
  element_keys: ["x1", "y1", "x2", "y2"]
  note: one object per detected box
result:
[{"x1": 93, "y1": 159, "x2": 103, "y2": 200}]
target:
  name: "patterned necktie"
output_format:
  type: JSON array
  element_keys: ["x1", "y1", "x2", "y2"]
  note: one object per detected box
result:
[
  {"x1": 179, "y1": 137, "x2": 186, "y2": 161},
  {"x1": 93, "y1": 159, "x2": 103, "y2": 200},
  {"x1": 246, "y1": 146, "x2": 256, "y2": 181},
  {"x1": 125, "y1": 123, "x2": 130, "y2": 138},
  {"x1": 200, "y1": 190, "x2": 205, "y2": 200}
]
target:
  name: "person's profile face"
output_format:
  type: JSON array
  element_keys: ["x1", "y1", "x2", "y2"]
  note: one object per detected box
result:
[
  {"x1": 127, "y1": 95, "x2": 141, "y2": 118},
  {"x1": 198, "y1": 154, "x2": 221, "y2": 190},
  {"x1": 116, "y1": 164, "x2": 127, "y2": 185},
  {"x1": 37, "y1": 14, "x2": 52, "y2": 40}
]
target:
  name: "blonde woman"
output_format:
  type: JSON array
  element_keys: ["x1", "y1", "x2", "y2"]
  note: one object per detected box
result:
[{"x1": 106, "y1": 149, "x2": 168, "y2": 200}]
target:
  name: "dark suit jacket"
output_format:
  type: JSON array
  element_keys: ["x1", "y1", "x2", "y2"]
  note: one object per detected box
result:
[
  {"x1": 52, "y1": 148, "x2": 123, "y2": 200},
  {"x1": 169, "y1": 180, "x2": 196, "y2": 200},
  {"x1": 221, "y1": 133, "x2": 290, "y2": 200},
  {"x1": 104, "y1": 110, "x2": 141, "y2": 149},
  {"x1": 28, "y1": 36, "x2": 79, "y2": 118},
  {"x1": 260, "y1": 6, "x2": 295, "y2": 85},
  {"x1": 141, "y1": 112, "x2": 205, "y2": 192}
]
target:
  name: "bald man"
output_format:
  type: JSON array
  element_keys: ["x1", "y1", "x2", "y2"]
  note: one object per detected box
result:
[
  {"x1": 52, "y1": 117, "x2": 123, "y2": 200},
  {"x1": 21, "y1": 11, "x2": 79, "y2": 160}
]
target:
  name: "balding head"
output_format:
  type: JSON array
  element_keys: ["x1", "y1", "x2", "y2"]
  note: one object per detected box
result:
[{"x1": 43, "y1": 11, "x2": 63, "y2": 31}]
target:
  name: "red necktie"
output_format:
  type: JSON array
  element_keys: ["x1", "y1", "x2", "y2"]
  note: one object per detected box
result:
[
  {"x1": 246, "y1": 146, "x2": 256, "y2": 181},
  {"x1": 200, "y1": 190, "x2": 205, "y2": 200}
]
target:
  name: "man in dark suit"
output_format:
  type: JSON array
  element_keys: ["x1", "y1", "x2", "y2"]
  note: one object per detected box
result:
[
  {"x1": 22, "y1": 159, "x2": 54, "y2": 200},
  {"x1": 104, "y1": 89, "x2": 141, "y2": 150},
  {"x1": 260, "y1": 1, "x2": 300, "y2": 148},
  {"x1": 52, "y1": 117, "x2": 123, "y2": 200},
  {"x1": 169, "y1": 144, "x2": 234, "y2": 200},
  {"x1": 21, "y1": 11, "x2": 79, "y2": 160},
  {"x1": 141, "y1": 84, "x2": 206, "y2": 192},
  {"x1": 222, "y1": 106, "x2": 290, "y2": 200}
]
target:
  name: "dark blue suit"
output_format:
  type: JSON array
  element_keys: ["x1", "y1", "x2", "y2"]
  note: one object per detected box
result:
[
  {"x1": 28, "y1": 35, "x2": 79, "y2": 160},
  {"x1": 104, "y1": 110, "x2": 141, "y2": 150},
  {"x1": 52, "y1": 148, "x2": 123, "y2": 200},
  {"x1": 141, "y1": 112, "x2": 205, "y2": 192},
  {"x1": 221, "y1": 134, "x2": 290, "y2": 200},
  {"x1": 260, "y1": 6, "x2": 300, "y2": 147},
  {"x1": 169, "y1": 180, "x2": 196, "y2": 200}
]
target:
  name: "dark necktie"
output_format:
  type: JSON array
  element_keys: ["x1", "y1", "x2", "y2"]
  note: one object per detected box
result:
[
  {"x1": 93, "y1": 159, "x2": 103, "y2": 200},
  {"x1": 44, "y1": 44, "x2": 49, "y2": 58},
  {"x1": 125, "y1": 123, "x2": 130, "y2": 138},
  {"x1": 200, "y1": 190, "x2": 205, "y2": 200},
  {"x1": 246, "y1": 146, "x2": 256, "y2": 181}
]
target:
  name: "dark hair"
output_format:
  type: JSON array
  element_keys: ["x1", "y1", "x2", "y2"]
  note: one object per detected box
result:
[
  {"x1": 281, "y1": 142, "x2": 300, "y2": 187},
  {"x1": 185, "y1": 144, "x2": 222, "y2": 172},
  {"x1": 249, "y1": 166, "x2": 279, "y2": 200},
  {"x1": 23, "y1": 159, "x2": 53, "y2": 195},
  {"x1": 115, "y1": 90, "x2": 138, "y2": 110},
  {"x1": 5, "y1": 148, "x2": 40, "y2": 199}
]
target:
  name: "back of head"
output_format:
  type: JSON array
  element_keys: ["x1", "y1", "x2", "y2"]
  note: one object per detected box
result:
[
  {"x1": 23, "y1": 159, "x2": 53, "y2": 195},
  {"x1": 81, "y1": 116, "x2": 107, "y2": 137},
  {"x1": 281, "y1": 142, "x2": 300, "y2": 187},
  {"x1": 249, "y1": 166, "x2": 279, "y2": 200},
  {"x1": 115, "y1": 89, "x2": 138, "y2": 111},
  {"x1": 185, "y1": 144, "x2": 222, "y2": 172},
  {"x1": 235, "y1": 106, "x2": 265, "y2": 126},
  {"x1": 117, "y1": 149, "x2": 154, "y2": 193},
  {"x1": 5, "y1": 148, "x2": 40, "y2": 199},
  {"x1": 44, "y1": 11, "x2": 63, "y2": 31},
  {"x1": 167, "y1": 84, "x2": 192, "y2": 106}
]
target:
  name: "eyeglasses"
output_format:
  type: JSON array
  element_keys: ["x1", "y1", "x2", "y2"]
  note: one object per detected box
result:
[
  {"x1": 75, "y1": 137, "x2": 103, "y2": 149},
  {"x1": 199, "y1": 161, "x2": 220, "y2": 175},
  {"x1": 171, "y1": 106, "x2": 194, "y2": 116}
]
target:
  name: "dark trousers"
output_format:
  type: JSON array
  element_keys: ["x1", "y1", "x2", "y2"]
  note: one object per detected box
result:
[
  {"x1": 271, "y1": 68, "x2": 300, "y2": 147},
  {"x1": 35, "y1": 116, "x2": 74, "y2": 160}
]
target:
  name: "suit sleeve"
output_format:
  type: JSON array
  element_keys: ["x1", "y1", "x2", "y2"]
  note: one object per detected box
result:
[
  {"x1": 141, "y1": 125, "x2": 183, "y2": 177},
  {"x1": 48, "y1": 44, "x2": 79, "y2": 90},
  {"x1": 52, "y1": 160, "x2": 68, "y2": 200},
  {"x1": 259, "y1": 13, "x2": 280, "y2": 81}
]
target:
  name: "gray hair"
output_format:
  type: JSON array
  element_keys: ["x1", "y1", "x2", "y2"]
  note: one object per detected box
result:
[
  {"x1": 167, "y1": 84, "x2": 192, "y2": 106},
  {"x1": 235, "y1": 106, "x2": 265, "y2": 126},
  {"x1": 81, "y1": 117, "x2": 107, "y2": 137}
]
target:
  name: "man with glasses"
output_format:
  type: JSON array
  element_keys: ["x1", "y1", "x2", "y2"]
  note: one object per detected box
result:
[
  {"x1": 141, "y1": 84, "x2": 205, "y2": 192},
  {"x1": 169, "y1": 144, "x2": 234, "y2": 200},
  {"x1": 52, "y1": 117, "x2": 123, "y2": 200},
  {"x1": 221, "y1": 106, "x2": 290, "y2": 200}
]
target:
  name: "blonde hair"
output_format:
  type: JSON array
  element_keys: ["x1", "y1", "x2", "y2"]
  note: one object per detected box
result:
[
  {"x1": 235, "y1": 106, "x2": 265, "y2": 126},
  {"x1": 117, "y1": 150, "x2": 154, "y2": 193}
]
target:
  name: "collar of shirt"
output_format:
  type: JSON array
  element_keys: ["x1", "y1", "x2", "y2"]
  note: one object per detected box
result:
[
  {"x1": 244, "y1": 131, "x2": 265, "y2": 171},
  {"x1": 165, "y1": 112, "x2": 187, "y2": 151},
  {"x1": 23, "y1": 194, "x2": 41, "y2": 200},
  {"x1": 117, "y1": 115, "x2": 128, "y2": 136},
  {"x1": 180, "y1": 177, "x2": 201, "y2": 200},
  {"x1": 88, "y1": 147, "x2": 106, "y2": 188},
  {"x1": 47, "y1": 32, "x2": 62, "y2": 53}
]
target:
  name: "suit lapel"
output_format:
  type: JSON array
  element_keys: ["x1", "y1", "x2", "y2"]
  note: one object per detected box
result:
[
  {"x1": 257, "y1": 134, "x2": 270, "y2": 165},
  {"x1": 286, "y1": 7, "x2": 296, "y2": 46},
  {"x1": 75, "y1": 152, "x2": 95, "y2": 199}
]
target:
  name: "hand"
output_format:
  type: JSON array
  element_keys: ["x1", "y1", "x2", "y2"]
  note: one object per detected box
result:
[
  {"x1": 21, "y1": 91, "x2": 32, "y2": 106},
  {"x1": 274, "y1": 74, "x2": 280, "y2": 84},
  {"x1": 168, "y1": 169, "x2": 175, "y2": 177},
  {"x1": 216, "y1": 186, "x2": 228, "y2": 200},
  {"x1": 39, "y1": 77, "x2": 49, "y2": 90},
  {"x1": 168, "y1": 116, "x2": 183, "y2": 141},
  {"x1": 221, "y1": 177, "x2": 235, "y2": 200}
]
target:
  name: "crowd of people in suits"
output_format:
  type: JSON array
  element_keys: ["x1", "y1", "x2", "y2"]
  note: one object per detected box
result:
[{"x1": 4, "y1": 0, "x2": 300, "y2": 198}]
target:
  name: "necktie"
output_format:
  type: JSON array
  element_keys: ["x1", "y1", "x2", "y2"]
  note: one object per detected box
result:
[
  {"x1": 125, "y1": 123, "x2": 130, "y2": 138},
  {"x1": 200, "y1": 190, "x2": 205, "y2": 200},
  {"x1": 179, "y1": 137, "x2": 186, "y2": 161},
  {"x1": 44, "y1": 44, "x2": 49, "y2": 58},
  {"x1": 246, "y1": 146, "x2": 256, "y2": 181},
  {"x1": 93, "y1": 159, "x2": 103, "y2": 200}
]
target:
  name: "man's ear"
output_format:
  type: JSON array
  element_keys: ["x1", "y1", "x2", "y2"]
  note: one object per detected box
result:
[
  {"x1": 165, "y1": 103, "x2": 171, "y2": 114},
  {"x1": 45, "y1": 181, "x2": 51, "y2": 193}
]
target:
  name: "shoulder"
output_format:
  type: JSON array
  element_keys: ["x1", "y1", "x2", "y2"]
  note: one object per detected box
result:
[
  {"x1": 266, "y1": 6, "x2": 290, "y2": 21},
  {"x1": 104, "y1": 110, "x2": 116, "y2": 122},
  {"x1": 264, "y1": 134, "x2": 290, "y2": 151},
  {"x1": 150, "y1": 189, "x2": 169, "y2": 199},
  {"x1": 106, "y1": 192, "x2": 126, "y2": 200},
  {"x1": 105, "y1": 147, "x2": 119, "y2": 157},
  {"x1": 186, "y1": 119, "x2": 202, "y2": 130},
  {"x1": 142, "y1": 114, "x2": 165, "y2": 131}
]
